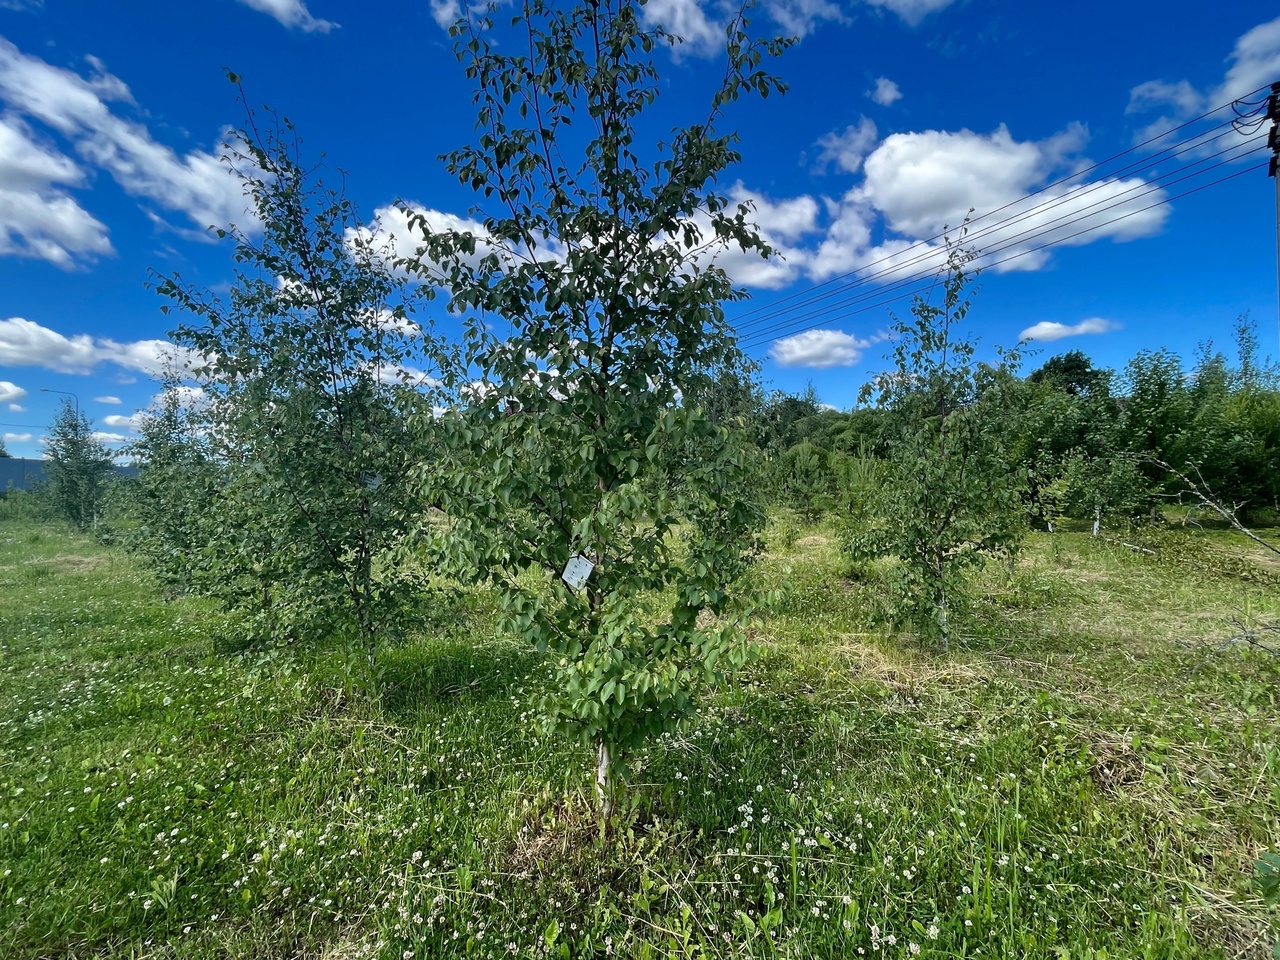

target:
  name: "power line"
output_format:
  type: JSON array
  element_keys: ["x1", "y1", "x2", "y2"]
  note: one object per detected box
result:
[
  {"x1": 740, "y1": 158, "x2": 1269, "y2": 352},
  {"x1": 735, "y1": 120, "x2": 1268, "y2": 340},
  {"x1": 728, "y1": 83, "x2": 1274, "y2": 329},
  {"x1": 738, "y1": 137, "x2": 1268, "y2": 347},
  {"x1": 739, "y1": 138, "x2": 1260, "y2": 342}
]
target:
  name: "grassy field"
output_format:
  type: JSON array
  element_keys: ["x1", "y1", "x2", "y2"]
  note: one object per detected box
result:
[{"x1": 2, "y1": 513, "x2": 1278, "y2": 959}]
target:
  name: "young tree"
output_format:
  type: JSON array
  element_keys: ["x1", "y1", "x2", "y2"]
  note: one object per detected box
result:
[
  {"x1": 154, "y1": 97, "x2": 444, "y2": 686},
  {"x1": 409, "y1": 0, "x2": 786, "y2": 818},
  {"x1": 120, "y1": 376, "x2": 220, "y2": 594},
  {"x1": 42, "y1": 400, "x2": 114, "y2": 530},
  {"x1": 847, "y1": 247, "x2": 1025, "y2": 647}
]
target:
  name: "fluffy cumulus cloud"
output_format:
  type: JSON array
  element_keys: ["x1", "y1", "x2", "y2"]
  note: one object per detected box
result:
[
  {"x1": 709, "y1": 115, "x2": 1174, "y2": 299},
  {"x1": 816, "y1": 117, "x2": 879, "y2": 174},
  {"x1": 850, "y1": 122, "x2": 1167, "y2": 273},
  {"x1": 864, "y1": 0, "x2": 956, "y2": 27},
  {"x1": 0, "y1": 317, "x2": 199, "y2": 376},
  {"x1": 4, "y1": 432, "x2": 33, "y2": 444},
  {"x1": 1019, "y1": 317, "x2": 1119, "y2": 342},
  {"x1": 1127, "y1": 16, "x2": 1280, "y2": 142},
  {"x1": 0, "y1": 380, "x2": 28, "y2": 404},
  {"x1": 868, "y1": 77, "x2": 902, "y2": 106},
  {"x1": 8, "y1": 403, "x2": 25, "y2": 412},
  {"x1": 235, "y1": 0, "x2": 336, "y2": 32},
  {"x1": 91, "y1": 431, "x2": 129, "y2": 445},
  {"x1": 770, "y1": 329, "x2": 869, "y2": 368},
  {"x1": 0, "y1": 38, "x2": 254, "y2": 268},
  {"x1": 682, "y1": 183, "x2": 823, "y2": 289},
  {"x1": 0, "y1": 114, "x2": 113, "y2": 267},
  {"x1": 352, "y1": 203, "x2": 509, "y2": 274}
]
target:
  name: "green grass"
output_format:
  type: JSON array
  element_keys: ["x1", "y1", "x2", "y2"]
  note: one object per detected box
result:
[{"x1": 1, "y1": 515, "x2": 1278, "y2": 958}]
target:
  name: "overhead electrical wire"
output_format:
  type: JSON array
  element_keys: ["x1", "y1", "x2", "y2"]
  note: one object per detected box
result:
[
  {"x1": 729, "y1": 82, "x2": 1273, "y2": 328},
  {"x1": 736, "y1": 132, "x2": 1270, "y2": 346},
  {"x1": 740, "y1": 149, "x2": 1269, "y2": 350},
  {"x1": 739, "y1": 153, "x2": 1270, "y2": 351},
  {"x1": 729, "y1": 83, "x2": 1274, "y2": 347},
  {"x1": 734, "y1": 117, "x2": 1267, "y2": 338}
]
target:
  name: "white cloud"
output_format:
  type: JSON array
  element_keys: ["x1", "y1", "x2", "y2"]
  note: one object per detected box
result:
[
  {"x1": 770, "y1": 329, "x2": 869, "y2": 368},
  {"x1": 8, "y1": 403, "x2": 25, "y2": 412},
  {"x1": 764, "y1": 0, "x2": 847, "y2": 39},
  {"x1": 1213, "y1": 16, "x2": 1280, "y2": 104},
  {"x1": 0, "y1": 38, "x2": 254, "y2": 261},
  {"x1": 354, "y1": 203, "x2": 502, "y2": 271},
  {"x1": 1127, "y1": 17, "x2": 1280, "y2": 142},
  {"x1": 639, "y1": 0, "x2": 723, "y2": 54},
  {"x1": 854, "y1": 123, "x2": 1167, "y2": 272},
  {"x1": 0, "y1": 114, "x2": 114, "y2": 268},
  {"x1": 683, "y1": 183, "x2": 822, "y2": 289},
  {"x1": 0, "y1": 380, "x2": 28, "y2": 404},
  {"x1": 91, "y1": 431, "x2": 129, "y2": 445},
  {"x1": 0, "y1": 317, "x2": 199, "y2": 376},
  {"x1": 103, "y1": 413, "x2": 141, "y2": 430},
  {"x1": 0, "y1": 0, "x2": 42, "y2": 10},
  {"x1": 864, "y1": 0, "x2": 956, "y2": 27},
  {"x1": 235, "y1": 0, "x2": 336, "y2": 32},
  {"x1": 428, "y1": 0, "x2": 463, "y2": 30},
  {"x1": 3, "y1": 432, "x2": 33, "y2": 443},
  {"x1": 148, "y1": 384, "x2": 207, "y2": 412},
  {"x1": 816, "y1": 117, "x2": 879, "y2": 174},
  {"x1": 868, "y1": 77, "x2": 902, "y2": 106},
  {"x1": 94, "y1": 395, "x2": 121, "y2": 404},
  {"x1": 1019, "y1": 317, "x2": 1119, "y2": 342}
]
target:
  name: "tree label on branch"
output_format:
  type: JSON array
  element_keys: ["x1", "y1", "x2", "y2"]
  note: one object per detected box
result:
[{"x1": 560, "y1": 553, "x2": 595, "y2": 591}]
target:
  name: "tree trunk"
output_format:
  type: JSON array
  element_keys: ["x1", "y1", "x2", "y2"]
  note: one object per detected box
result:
[
  {"x1": 938, "y1": 586, "x2": 949, "y2": 653},
  {"x1": 595, "y1": 739, "x2": 615, "y2": 827}
]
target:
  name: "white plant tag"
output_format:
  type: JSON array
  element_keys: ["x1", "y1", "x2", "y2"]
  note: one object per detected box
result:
[{"x1": 561, "y1": 553, "x2": 595, "y2": 590}]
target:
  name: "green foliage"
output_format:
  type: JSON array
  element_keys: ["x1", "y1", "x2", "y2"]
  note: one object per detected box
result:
[
  {"x1": 152, "y1": 100, "x2": 442, "y2": 679},
  {"x1": 780, "y1": 440, "x2": 830, "y2": 521},
  {"x1": 407, "y1": 0, "x2": 785, "y2": 812},
  {"x1": 847, "y1": 246, "x2": 1025, "y2": 645},
  {"x1": 41, "y1": 400, "x2": 114, "y2": 530},
  {"x1": 119, "y1": 375, "x2": 219, "y2": 593}
]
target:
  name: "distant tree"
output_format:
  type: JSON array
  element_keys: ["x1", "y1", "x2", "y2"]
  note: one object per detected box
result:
[
  {"x1": 121, "y1": 375, "x2": 220, "y2": 593},
  {"x1": 1027, "y1": 350, "x2": 1108, "y2": 397},
  {"x1": 760, "y1": 384, "x2": 823, "y2": 451},
  {"x1": 781, "y1": 440, "x2": 830, "y2": 521},
  {"x1": 42, "y1": 400, "x2": 113, "y2": 530},
  {"x1": 0, "y1": 436, "x2": 10, "y2": 458}
]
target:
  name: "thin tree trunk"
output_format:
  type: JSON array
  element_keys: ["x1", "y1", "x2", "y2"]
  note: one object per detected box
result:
[
  {"x1": 938, "y1": 586, "x2": 949, "y2": 653},
  {"x1": 595, "y1": 739, "x2": 615, "y2": 827}
]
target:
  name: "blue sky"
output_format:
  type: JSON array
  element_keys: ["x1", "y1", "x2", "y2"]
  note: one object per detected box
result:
[{"x1": 1, "y1": 0, "x2": 1279, "y2": 455}]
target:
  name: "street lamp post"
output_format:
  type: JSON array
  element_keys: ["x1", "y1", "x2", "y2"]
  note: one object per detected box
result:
[{"x1": 40, "y1": 388, "x2": 80, "y2": 420}]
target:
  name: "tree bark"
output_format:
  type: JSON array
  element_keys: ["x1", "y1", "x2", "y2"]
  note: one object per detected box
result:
[{"x1": 595, "y1": 739, "x2": 615, "y2": 827}]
